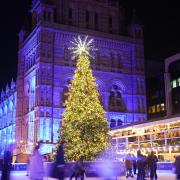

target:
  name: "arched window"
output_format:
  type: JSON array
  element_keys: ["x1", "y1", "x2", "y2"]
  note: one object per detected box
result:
[
  {"x1": 109, "y1": 91, "x2": 115, "y2": 107},
  {"x1": 117, "y1": 54, "x2": 123, "y2": 68},
  {"x1": 117, "y1": 119, "x2": 123, "y2": 127},
  {"x1": 64, "y1": 46, "x2": 70, "y2": 61},
  {"x1": 32, "y1": 11, "x2": 37, "y2": 27},
  {"x1": 110, "y1": 119, "x2": 116, "y2": 128},
  {"x1": 108, "y1": 85, "x2": 126, "y2": 112},
  {"x1": 110, "y1": 52, "x2": 114, "y2": 67},
  {"x1": 95, "y1": 51, "x2": 100, "y2": 65},
  {"x1": 62, "y1": 79, "x2": 71, "y2": 107},
  {"x1": 62, "y1": 86, "x2": 69, "y2": 107}
]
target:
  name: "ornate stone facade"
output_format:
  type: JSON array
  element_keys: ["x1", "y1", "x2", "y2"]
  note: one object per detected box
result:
[
  {"x1": 0, "y1": 0, "x2": 147, "y2": 156},
  {"x1": 0, "y1": 80, "x2": 16, "y2": 155}
]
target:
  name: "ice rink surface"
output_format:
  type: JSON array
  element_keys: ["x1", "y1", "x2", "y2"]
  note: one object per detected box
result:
[{"x1": 0, "y1": 171, "x2": 176, "y2": 180}]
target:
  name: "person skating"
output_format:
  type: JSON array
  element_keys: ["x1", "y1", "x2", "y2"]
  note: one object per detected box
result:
[
  {"x1": 69, "y1": 157, "x2": 85, "y2": 180},
  {"x1": 29, "y1": 145, "x2": 44, "y2": 180},
  {"x1": 1, "y1": 147, "x2": 12, "y2": 180},
  {"x1": 175, "y1": 155, "x2": 180, "y2": 180},
  {"x1": 54, "y1": 142, "x2": 66, "y2": 180}
]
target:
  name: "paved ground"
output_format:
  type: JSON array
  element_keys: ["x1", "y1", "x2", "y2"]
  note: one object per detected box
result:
[{"x1": 0, "y1": 171, "x2": 176, "y2": 180}]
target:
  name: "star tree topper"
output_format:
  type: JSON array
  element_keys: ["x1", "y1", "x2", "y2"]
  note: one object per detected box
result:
[{"x1": 69, "y1": 35, "x2": 97, "y2": 59}]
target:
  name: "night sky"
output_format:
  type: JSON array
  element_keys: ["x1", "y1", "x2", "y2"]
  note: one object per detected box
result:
[{"x1": 0, "y1": 0, "x2": 179, "y2": 90}]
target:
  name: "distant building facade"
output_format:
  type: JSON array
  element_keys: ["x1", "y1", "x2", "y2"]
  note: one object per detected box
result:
[
  {"x1": 146, "y1": 60, "x2": 166, "y2": 119},
  {"x1": 0, "y1": 0, "x2": 147, "y2": 158},
  {"x1": 110, "y1": 54, "x2": 180, "y2": 162},
  {"x1": 164, "y1": 53, "x2": 180, "y2": 116}
]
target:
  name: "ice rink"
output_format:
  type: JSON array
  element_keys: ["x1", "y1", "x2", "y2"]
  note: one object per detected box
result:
[{"x1": 0, "y1": 171, "x2": 176, "y2": 180}]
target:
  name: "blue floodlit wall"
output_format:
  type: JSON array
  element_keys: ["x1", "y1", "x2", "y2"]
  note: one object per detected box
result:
[
  {"x1": 15, "y1": 30, "x2": 147, "y2": 155},
  {"x1": 1, "y1": 0, "x2": 147, "y2": 155},
  {"x1": 0, "y1": 32, "x2": 147, "y2": 155},
  {"x1": 0, "y1": 80, "x2": 16, "y2": 155}
]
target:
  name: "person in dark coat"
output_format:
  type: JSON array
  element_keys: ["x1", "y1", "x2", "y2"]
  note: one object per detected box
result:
[
  {"x1": 136, "y1": 150, "x2": 145, "y2": 180},
  {"x1": 54, "y1": 142, "x2": 66, "y2": 180},
  {"x1": 1, "y1": 148, "x2": 12, "y2": 180},
  {"x1": 69, "y1": 157, "x2": 85, "y2": 180},
  {"x1": 148, "y1": 151, "x2": 158, "y2": 180},
  {"x1": 132, "y1": 154, "x2": 137, "y2": 175},
  {"x1": 175, "y1": 156, "x2": 180, "y2": 180}
]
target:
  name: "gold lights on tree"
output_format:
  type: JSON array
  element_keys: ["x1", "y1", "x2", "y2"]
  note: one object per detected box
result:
[{"x1": 59, "y1": 35, "x2": 109, "y2": 161}]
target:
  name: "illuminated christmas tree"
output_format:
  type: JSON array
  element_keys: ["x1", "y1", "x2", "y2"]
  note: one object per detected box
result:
[{"x1": 60, "y1": 36, "x2": 109, "y2": 161}]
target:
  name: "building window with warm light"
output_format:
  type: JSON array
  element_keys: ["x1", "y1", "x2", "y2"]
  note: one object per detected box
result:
[
  {"x1": 156, "y1": 104, "x2": 160, "y2": 112},
  {"x1": 172, "y1": 80, "x2": 177, "y2": 88},
  {"x1": 148, "y1": 107, "x2": 152, "y2": 114},
  {"x1": 178, "y1": 78, "x2": 180, "y2": 86},
  {"x1": 152, "y1": 105, "x2": 156, "y2": 113},
  {"x1": 161, "y1": 103, "x2": 165, "y2": 111}
]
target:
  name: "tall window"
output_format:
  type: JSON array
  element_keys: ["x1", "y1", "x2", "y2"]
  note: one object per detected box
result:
[
  {"x1": 110, "y1": 119, "x2": 116, "y2": 128},
  {"x1": 39, "y1": 118, "x2": 50, "y2": 142},
  {"x1": 62, "y1": 80, "x2": 71, "y2": 107},
  {"x1": 64, "y1": 46, "x2": 70, "y2": 61},
  {"x1": 43, "y1": 11, "x2": 47, "y2": 21},
  {"x1": 109, "y1": 16, "x2": 112, "y2": 33},
  {"x1": 108, "y1": 85, "x2": 126, "y2": 112},
  {"x1": 94, "y1": 12, "x2": 98, "y2": 30},
  {"x1": 117, "y1": 119, "x2": 123, "y2": 126},
  {"x1": 86, "y1": 11, "x2": 90, "y2": 28},
  {"x1": 68, "y1": 8, "x2": 73, "y2": 25},
  {"x1": 62, "y1": 86, "x2": 69, "y2": 107},
  {"x1": 32, "y1": 11, "x2": 37, "y2": 27},
  {"x1": 28, "y1": 116, "x2": 34, "y2": 143},
  {"x1": 48, "y1": 12, "x2": 51, "y2": 21},
  {"x1": 29, "y1": 78, "x2": 36, "y2": 111},
  {"x1": 110, "y1": 52, "x2": 114, "y2": 67}
]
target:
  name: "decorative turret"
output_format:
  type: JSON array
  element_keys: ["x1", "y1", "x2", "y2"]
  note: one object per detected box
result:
[
  {"x1": 18, "y1": 13, "x2": 31, "y2": 44},
  {"x1": 31, "y1": 0, "x2": 56, "y2": 28},
  {"x1": 1, "y1": 89, "x2": 5, "y2": 101},
  {"x1": 11, "y1": 79, "x2": 16, "y2": 90},
  {"x1": 128, "y1": 9, "x2": 143, "y2": 39},
  {"x1": 6, "y1": 84, "x2": 9, "y2": 95}
]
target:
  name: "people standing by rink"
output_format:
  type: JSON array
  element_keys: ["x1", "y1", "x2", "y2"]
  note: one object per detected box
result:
[
  {"x1": 53, "y1": 142, "x2": 66, "y2": 180},
  {"x1": 29, "y1": 145, "x2": 44, "y2": 180},
  {"x1": 69, "y1": 157, "x2": 85, "y2": 180},
  {"x1": 125, "y1": 154, "x2": 134, "y2": 178},
  {"x1": 136, "y1": 150, "x2": 146, "y2": 180},
  {"x1": 175, "y1": 155, "x2": 180, "y2": 180},
  {"x1": 132, "y1": 154, "x2": 137, "y2": 175},
  {"x1": 1, "y1": 146, "x2": 12, "y2": 180},
  {"x1": 147, "y1": 151, "x2": 158, "y2": 180}
]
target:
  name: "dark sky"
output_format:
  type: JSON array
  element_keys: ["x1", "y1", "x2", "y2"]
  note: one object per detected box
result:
[{"x1": 0, "y1": 0, "x2": 179, "y2": 90}]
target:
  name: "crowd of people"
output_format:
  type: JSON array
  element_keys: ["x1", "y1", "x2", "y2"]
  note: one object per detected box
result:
[
  {"x1": 25, "y1": 142, "x2": 85, "y2": 180},
  {"x1": 125, "y1": 150, "x2": 158, "y2": 180},
  {"x1": 1, "y1": 144, "x2": 180, "y2": 180}
]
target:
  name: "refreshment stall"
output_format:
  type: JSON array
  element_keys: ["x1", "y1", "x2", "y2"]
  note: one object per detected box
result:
[{"x1": 109, "y1": 117, "x2": 180, "y2": 165}]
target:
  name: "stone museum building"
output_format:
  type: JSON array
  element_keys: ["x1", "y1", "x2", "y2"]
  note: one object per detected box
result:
[{"x1": 0, "y1": 0, "x2": 147, "y2": 158}]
